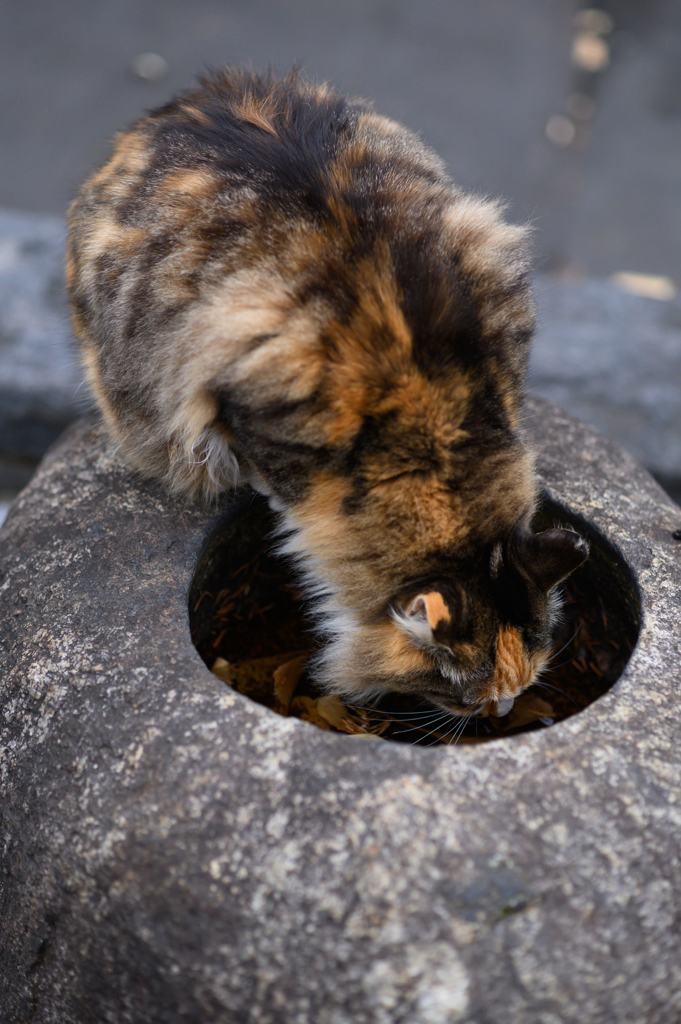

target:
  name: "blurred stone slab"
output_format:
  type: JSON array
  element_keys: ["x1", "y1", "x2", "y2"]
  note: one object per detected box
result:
[
  {"x1": 0, "y1": 210, "x2": 679, "y2": 498},
  {"x1": 0, "y1": 209, "x2": 84, "y2": 461},
  {"x1": 531, "y1": 274, "x2": 681, "y2": 491}
]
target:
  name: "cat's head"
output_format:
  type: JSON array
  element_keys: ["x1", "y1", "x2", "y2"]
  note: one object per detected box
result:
[{"x1": 319, "y1": 523, "x2": 588, "y2": 716}]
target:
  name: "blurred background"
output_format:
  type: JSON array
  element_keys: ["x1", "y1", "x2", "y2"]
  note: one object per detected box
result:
[{"x1": 1, "y1": 0, "x2": 680, "y2": 521}]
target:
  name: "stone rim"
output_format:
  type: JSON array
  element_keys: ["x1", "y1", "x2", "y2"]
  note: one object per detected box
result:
[{"x1": 187, "y1": 486, "x2": 642, "y2": 745}]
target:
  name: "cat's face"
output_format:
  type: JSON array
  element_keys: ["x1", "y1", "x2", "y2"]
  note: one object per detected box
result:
[{"x1": 319, "y1": 524, "x2": 588, "y2": 716}]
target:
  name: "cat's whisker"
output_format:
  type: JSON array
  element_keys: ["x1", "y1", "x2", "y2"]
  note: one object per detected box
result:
[
  {"x1": 545, "y1": 652, "x2": 580, "y2": 671},
  {"x1": 422, "y1": 723, "x2": 459, "y2": 747},
  {"x1": 405, "y1": 713, "x2": 455, "y2": 742},
  {"x1": 345, "y1": 703, "x2": 438, "y2": 718},
  {"x1": 450, "y1": 714, "x2": 473, "y2": 746},
  {"x1": 532, "y1": 679, "x2": 579, "y2": 705},
  {"x1": 532, "y1": 680, "x2": 567, "y2": 696},
  {"x1": 547, "y1": 624, "x2": 581, "y2": 663},
  {"x1": 409, "y1": 712, "x2": 456, "y2": 745},
  {"x1": 395, "y1": 712, "x2": 452, "y2": 737},
  {"x1": 355, "y1": 709, "x2": 448, "y2": 719},
  {"x1": 388, "y1": 707, "x2": 449, "y2": 721},
  {"x1": 422, "y1": 714, "x2": 468, "y2": 747},
  {"x1": 374, "y1": 711, "x2": 453, "y2": 721}
]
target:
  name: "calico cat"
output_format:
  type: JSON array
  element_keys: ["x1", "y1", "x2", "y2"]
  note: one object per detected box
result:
[{"x1": 66, "y1": 67, "x2": 588, "y2": 718}]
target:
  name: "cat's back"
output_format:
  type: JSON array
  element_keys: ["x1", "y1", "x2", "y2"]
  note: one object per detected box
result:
[
  {"x1": 67, "y1": 68, "x2": 448, "y2": 316},
  {"x1": 67, "y1": 68, "x2": 533, "y2": 507}
]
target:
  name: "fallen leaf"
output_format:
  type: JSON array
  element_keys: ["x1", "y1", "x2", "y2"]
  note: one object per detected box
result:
[
  {"x1": 219, "y1": 653, "x2": 304, "y2": 706},
  {"x1": 316, "y1": 694, "x2": 351, "y2": 730},
  {"x1": 211, "y1": 657, "x2": 236, "y2": 684},
  {"x1": 290, "y1": 695, "x2": 335, "y2": 730},
  {"x1": 273, "y1": 654, "x2": 307, "y2": 714},
  {"x1": 507, "y1": 693, "x2": 554, "y2": 730}
]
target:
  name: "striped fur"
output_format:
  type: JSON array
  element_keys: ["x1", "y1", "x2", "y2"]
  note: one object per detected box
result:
[{"x1": 67, "y1": 68, "x2": 587, "y2": 716}]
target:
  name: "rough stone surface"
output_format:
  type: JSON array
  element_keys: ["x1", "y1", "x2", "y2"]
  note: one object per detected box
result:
[
  {"x1": 0, "y1": 209, "x2": 84, "y2": 463},
  {"x1": 1, "y1": 399, "x2": 680, "y2": 1023}
]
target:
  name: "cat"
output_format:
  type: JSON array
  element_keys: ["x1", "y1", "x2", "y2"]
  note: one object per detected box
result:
[{"x1": 66, "y1": 67, "x2": 588, "y2": 719}]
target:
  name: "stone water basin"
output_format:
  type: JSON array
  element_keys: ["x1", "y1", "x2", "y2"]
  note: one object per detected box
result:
[{"x1": 0, "y1": 397, "x2": 680, "y2": 1024}]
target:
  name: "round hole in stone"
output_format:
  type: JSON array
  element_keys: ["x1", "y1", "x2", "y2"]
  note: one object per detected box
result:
[{"x1": 189, "y1": 492, "x2": 640, "y2": 744}]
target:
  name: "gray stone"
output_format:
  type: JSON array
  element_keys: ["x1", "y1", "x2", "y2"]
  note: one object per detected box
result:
[
  {"x1": 1, "y1": 399, "x2": 680, "y2": 1024},
  {"x1": 531, "y1": 274, "x2": 681, "y2": 494},
  {"x1": 0, "y1": 209, "x2": 84, "y2": 462}
]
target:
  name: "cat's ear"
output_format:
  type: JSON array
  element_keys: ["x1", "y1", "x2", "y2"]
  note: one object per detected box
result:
[
  {"x1": 510, "y1": 527, "x2": 589, "y2": 593},
  {"x1": 406, "y1": 591, "x2": 452, "y2": 631},
  {"x1": 395, "y1": 587, "x2": 463, "y2": 647}
]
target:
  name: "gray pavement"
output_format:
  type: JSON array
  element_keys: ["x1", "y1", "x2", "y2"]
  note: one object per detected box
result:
[
  {"x1": 0, "y1": 0, "x2": 680, "y2": 513},
  {"x1": 2, "y1": 0, "x2": 681, "y2": 281}
]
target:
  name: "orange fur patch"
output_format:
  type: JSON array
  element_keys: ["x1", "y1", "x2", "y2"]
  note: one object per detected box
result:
[
  {"x1": 181, "y1": 103, "x2": 211, "y2": 125},
  {"x1": 82, "y1": 218, "x2": 147, "y2": 263},
  {"x1": 420, "y1": 592, "x2": 451, "y2": 630},
  {"x1": 158, "y1": 168, "x2": 216, "y2": 199},
  {"x1": 64, "y1": 246, "x2": 77, "y2": 292},
  {"x1": 231, "y1": 94, "x2": 280, "y2": 136},
  {"x1": 360, "y1": 621, "x2": 433, "y2": 679},
  {"x1": 294, "y1": 472, "x2": 354, "y2": 529},
  {"x1": 80, "y1": 348, "x2": 116, "y2": 431},
  {"x1": 88, "y1": 130, "x2": 150, "y2": 195},
  {"x1": 491, "y1": 626, "x2": 534, "y2": 698}
]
